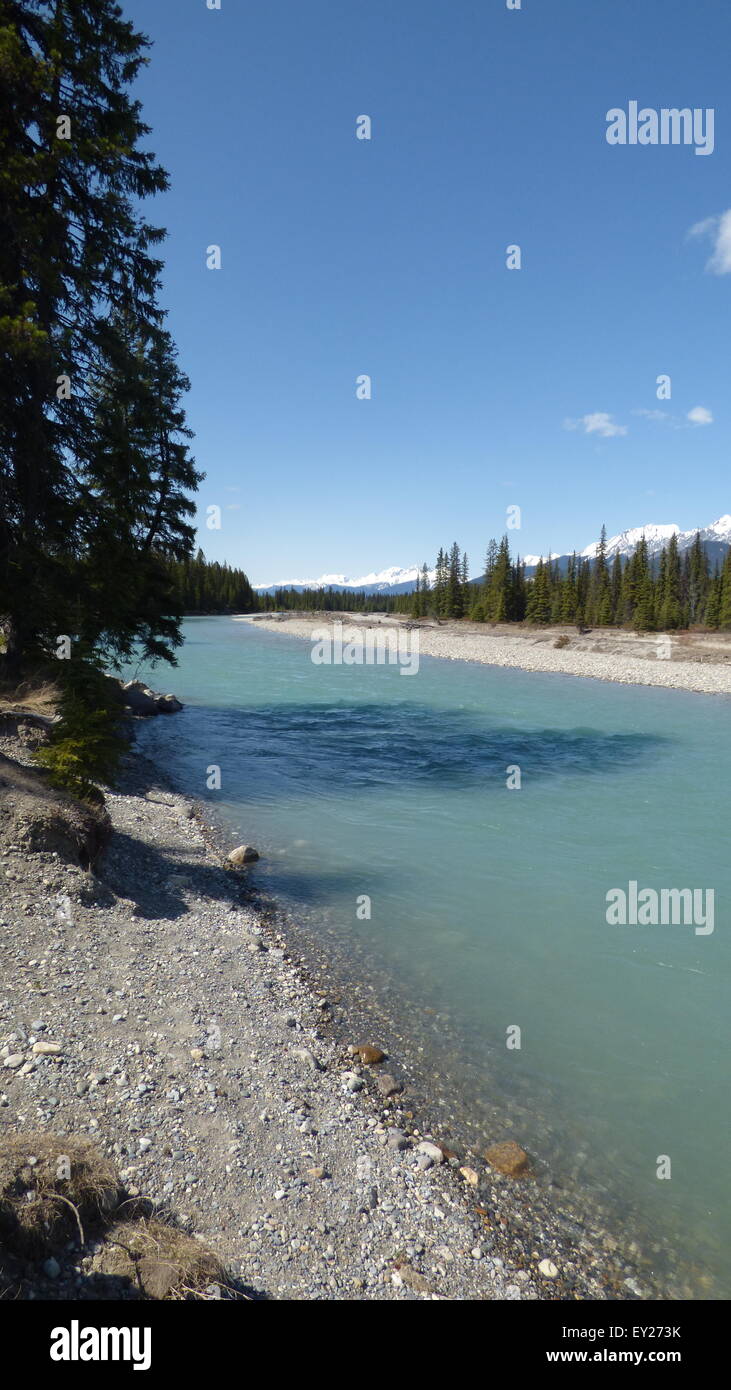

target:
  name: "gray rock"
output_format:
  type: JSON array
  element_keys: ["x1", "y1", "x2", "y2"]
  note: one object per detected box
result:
[
  {"x1": 120, "y1": 681, "x2": 182, "y2": 716},
  {"x1": 377, "y1": 1073, "x2": 404, "y2": 1098},
  {"x1": 417, "y1": 1141, "x2": 444, "y2": 1165},
  {"x1": 157, "y1": 694, "x2": 182, "y2": 713},
  {"x1": 120, "y1": 681, "x2": 160, "y2": 716},
  {"x1": 292, "y1": 1047, "x2": 323, "y2": 1073}
]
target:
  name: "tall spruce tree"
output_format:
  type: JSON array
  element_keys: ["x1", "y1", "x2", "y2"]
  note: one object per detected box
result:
[
  {"x1": 433, "y1": 548, "x2": 448, "y2": 617},
  {"x1": 0, "y1": 0, "x2": 196, "y2": 674},
  {"x1": 687, "y1": 531, "x2": 709, "y2": 625},
  {"x1": 657, "y1": 532, "x2": 682, "y2": 630},
  {"x1": 718, "y1": 550, "x2": 731, "y2": 629},
  {"x1": 526, "y1": 557, "x2": 551, "y2": 624},
  {"x1": 447, "y1": 542, "x2": 464, "y2": 618},
  {"x1": 484, "y1": 536, "x2": 511, "y2": 622}
]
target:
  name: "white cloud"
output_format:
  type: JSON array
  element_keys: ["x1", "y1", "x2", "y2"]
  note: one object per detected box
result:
[
  {"x1": 564, "y1": 412, "x2": 627, "y2": 438},
  {"x1": 633, "y1": 408, "x2": 669, "y2": 423},
  {"x1": 688, "y1": 209, "x2": 731, "y2": 274},
  {"x1": 687, "y1": 405, "x2": 713, "y2": 425}
]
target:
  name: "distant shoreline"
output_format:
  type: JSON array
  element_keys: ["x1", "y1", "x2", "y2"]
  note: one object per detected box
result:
[{"x1": 236, "y1": 612, "x2": 731, "y2": 696}]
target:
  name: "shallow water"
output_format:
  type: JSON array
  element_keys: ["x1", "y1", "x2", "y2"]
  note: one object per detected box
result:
[{"x1": 132, "y1": 617, "x2": 730, "y2": 1297}]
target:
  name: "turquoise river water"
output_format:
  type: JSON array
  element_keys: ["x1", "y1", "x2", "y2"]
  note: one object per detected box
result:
[{"x1": 132, "y1": 617, "x2": 730, "y2": 1298}]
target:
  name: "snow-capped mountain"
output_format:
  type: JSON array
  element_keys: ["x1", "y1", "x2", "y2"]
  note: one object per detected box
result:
[
  {"x1": 524, "y1": 515, "x2": 731, "y2": 571},
  {"x1": 581, "y1": 523, "x2": 680, "y2": 560},
  {"x1": 254, "y1": 565, "x2": 435, "y2": 596},
  {"x1": 255, "y1": 517, "x2": 731, "y2": 595}
]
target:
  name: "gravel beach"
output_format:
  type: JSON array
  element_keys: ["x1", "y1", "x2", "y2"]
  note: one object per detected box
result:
[
  {"x1": 0, "y1": 723, "x2": 664, "y2": 1302},
  {"x1": 240, "y1": 614, "x2": 731, "y2": 696}
]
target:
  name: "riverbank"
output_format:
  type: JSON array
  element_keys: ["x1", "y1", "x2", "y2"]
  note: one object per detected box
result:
[
  {"x1": 240, "y1": 614, "x2": 731, "y2": 695},
  {"x1": 0, "y1": 721, "x2": 661, "y2": 1301}
]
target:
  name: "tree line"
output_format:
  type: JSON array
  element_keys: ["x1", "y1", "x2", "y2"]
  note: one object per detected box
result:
[
  {"x1": 166, "y1": 551, "x2": 258, "y2": 615},
  {"x1": 258, "y1": 586, "x2": 398, "y2": 614},
  {"x1": 405, "y1": 530, "x2": 731, "y2": 630},
  {"x1": 163, "y1": 555, "x2": 400, "y2": 616}
]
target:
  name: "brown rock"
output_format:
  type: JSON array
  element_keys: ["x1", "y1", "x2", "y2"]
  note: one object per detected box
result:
[
  {"x1": 484, "y1": 1140, "x2": 529, "y2": 1177},
  {"x1": 392, "y1": 1260, "x2": 432, "y2": 1294},
  {"x1": 227, "y1": 845, "x2": 259, "y2": 866},
  {"x1": 349, "y1": 1044, "x2": 386, "y2": 1065}
]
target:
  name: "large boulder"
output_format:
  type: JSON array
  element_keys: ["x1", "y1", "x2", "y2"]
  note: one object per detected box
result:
[
  {"x1": 156, "y1": 693, "x2": 182, "y2": 713},
  {"x1": 120, "y1": 681, "x2": 182, "y2": 716}
]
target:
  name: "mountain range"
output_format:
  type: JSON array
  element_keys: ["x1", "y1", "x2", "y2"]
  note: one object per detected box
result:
[{"x1": 254, "y1": 515, "x2": 731, "y2": 595}]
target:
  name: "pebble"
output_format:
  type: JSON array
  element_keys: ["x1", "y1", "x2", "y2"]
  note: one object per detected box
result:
[
  {"x1": 31, "y1": 1041, "x2": 62, "y2": 1056},
  {"x1": 292, "y1": 1048, "x2": 322, "y2": 1073},
  {"x1": 417, "y1": 1141, "x2": 444, "y2": 1165},
  {"x1": 538, "y1": 1259, "x2": 559, "y2": 1279},
  {"x1": 376, "y1": 1073, "x2": 403, "y2": 1098}
]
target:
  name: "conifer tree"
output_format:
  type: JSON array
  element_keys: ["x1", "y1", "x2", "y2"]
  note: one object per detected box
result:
[
  {"x1": 704, "y1": 569, "x2": 722, "y2": 629},
  {"x1": 484, "y1": 536, "x2": 511, "y2": 622},
  {"x1": 588, "y1": 524, "x2": 611, "y2": 624},
  {"x1": 483, "y1": 539, "x2": 498, "y2": 587},
  {"x1": 718, "y1": 550, "x2": 731, "y2": 629},
  {"x1": 526, "y1": 558, "x2": 551, "y2": 624},
  {"x1": 559, "y1": 554, "x2": 578, "y2": 623},
  {"x1": 657, "y1": 532, "x2": 682, "y2": 630},
  {"x1": 433, "y1": 548, "x2": 449, "y2": 617},
  {"x1": 447, "y1": 542, "x2": 464, "y2": 618},
  {"x1": 0, "y1": 0, "x2": 193, "y2": 673},
  {"x1": 511, "y1": 555, "x2": 527, "y2": 622},
  {"x1": 610, "y1": 552, "x2": 623, "y2": 622},
  {"x1": 687, "y1": 531, "x2": 709, "y2": 624}
]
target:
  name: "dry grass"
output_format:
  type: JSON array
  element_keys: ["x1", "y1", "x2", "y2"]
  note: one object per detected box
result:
[
  {"x1": 0, "y1": 1134, "x2": 237, "y2": 1300},
  {"x1": 95, "y1": 1217, "x2": 227, "y2": 1300},
  {"x1": 0, "y1": 1134, "x2": 119, "y2": 1255},
  {"x1": 0, "y1": 676, "x2": 58, "y2": 718}
]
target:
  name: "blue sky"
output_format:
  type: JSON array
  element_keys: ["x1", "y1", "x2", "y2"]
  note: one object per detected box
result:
[{"x1": 124, "y1": 0, "x2": 730, "y2": 582}]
